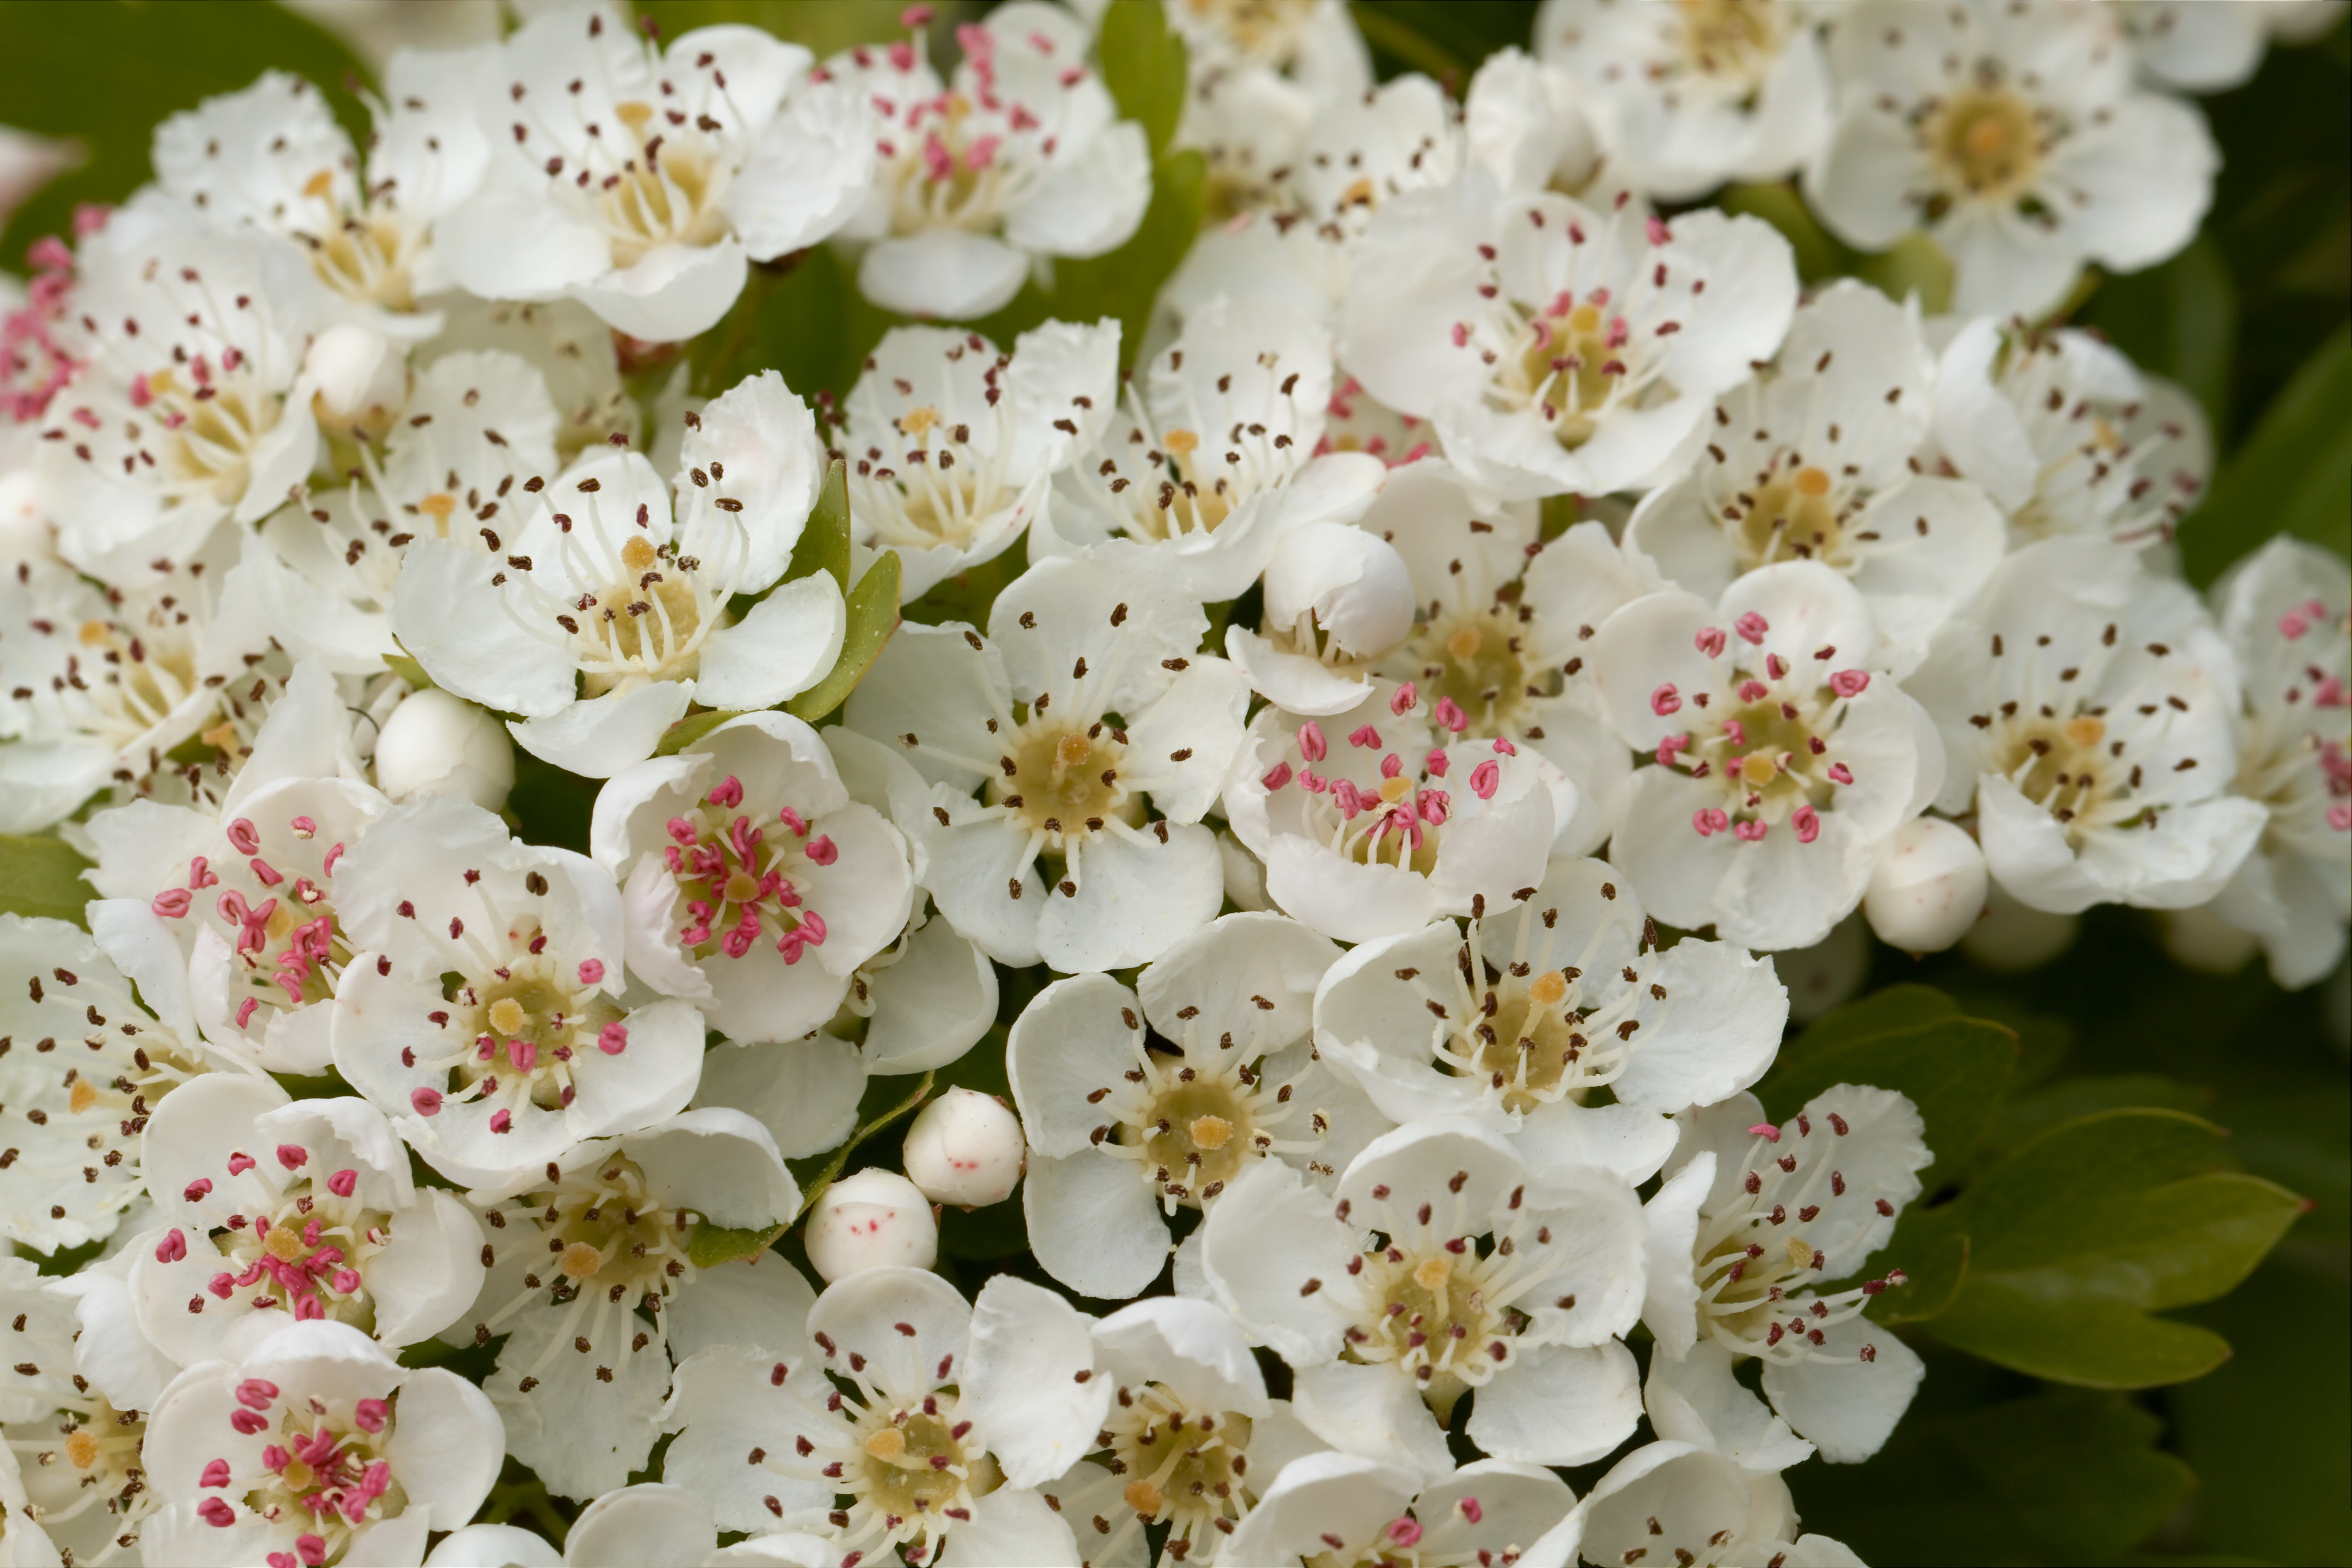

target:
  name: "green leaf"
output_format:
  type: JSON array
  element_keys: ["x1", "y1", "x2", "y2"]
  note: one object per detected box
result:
[
  {"x1": 1095, "y1": 0, "x2": 1186, "y2": 159},
  {"x1": 652, "y1": 709, "x2": 745, "y2": 759},
  {"x1": 1853, "y1": 230, "x2": 1955, "y2": 316},
  {"x1": 0, "y1": 835, "x2": 94, "y2": 927},
  {"x1": 0, "y1": 1, "x2": 372, "y2": 267},
  {"x1": 2082, "y1": 234, "x2": 2238, "y2": 436},
  {"x1": 1719, "y1": 182, "x2": 1856, "y2": 285},
  {"x1": 786, "y1": 549, "x2": 901, "y2": 723},
  {"x1": 1758, "y1": 985, "x2": 2017, "y2": 1191},
  {"x1": 2180, "y1": 321, "x2": 2352, "y2": 583},
  {"x1": 1869, "y1": 1228, "x2": 1969, "y2": 1325},
  {"x1": 1791, "y1": 1387, "x2": 2197, "y2": 1565},
  {"x1": 1914, "y1": 1109, "x2": 2304, "y2": 1387},
  {"x1": 788, "y1": 458, "x2": 852, "y2": 592},
  {"x1": 692, "y1": 247, "x2": 901, "y2": 402},
  {"x1": 688, "y1": 1070, "x2": 937, "y2": 1266}
]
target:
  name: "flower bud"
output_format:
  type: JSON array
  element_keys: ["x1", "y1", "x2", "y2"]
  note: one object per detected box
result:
[
  {"x1": 373, "y1": 688, "x2": 515, "y2": 813},
  {"x1": 1262, "y1": 520, "x2": 1416, "y2": 661},
  {"x1": 2158, "y1": 903, "x2": 2258, "y2": 976},
  {"x1": 304, "y1": 323, "x2": 406, "y2": 431},
  {"x1": 802, "y1": 1168, "x2": 938, "y2": 1282},
  {"x1": 1961, "y1": 882, "x2": 2079, "y2": 973},
  {"x1": 1864, "y1": 818, "x2": 1987, "y2": 955},
  {"x1": 901, "y1": 1088, "x2": 1024, "y2": 1208},
  {"x1": 1774, "y1": 912, "x2": 1870, "y2": 1023}
]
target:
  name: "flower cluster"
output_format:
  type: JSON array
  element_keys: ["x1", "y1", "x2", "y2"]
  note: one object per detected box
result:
[{"x1": 0, "y1": 2, "x2": 2336, "y2": 1566}]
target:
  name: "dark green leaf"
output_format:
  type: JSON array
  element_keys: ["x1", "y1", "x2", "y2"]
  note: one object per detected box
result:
[
  {"x1": 693, "y1": 246, "x2": 902, "y2": 403},
  {"x1": 1929, "y1": 1285, "x2": 2236, "y2": 1389},
  {"x1": 1095, "y1": 0, "x2": 1186, "y2": 159},
  {"x1": 0, "y1": 1, "x2": 372, "y2": 267},
  {"x1": 787, "y1": 458, "x2": 853, "y2": 592},
  {"x1": 2180, "y1": 321, "x2": 2352, "y2": 583},
  {"x1": 1759, "y1": 985, "x2": 2017, "y2": 1191},
  {"x1": 2082, "y1": 234, "x2": 2239, "y2": 436},
  {"x1": 786, "y1": 549, "x2": 901, "y2": 723},
  {"x1": 1869, "y1": 1228, "x2": 1969, "y2": 1325},
  {"x1": 0, "y1": 835, "x2": 93, "y2": 927}
]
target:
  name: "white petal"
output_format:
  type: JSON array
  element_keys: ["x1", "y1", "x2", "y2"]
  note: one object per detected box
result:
[
  {"x1": 508, "y1": 681, "x2": 695, "y2": 778},
  {"x1": 1759, "y1": 1312, "x2": 1924, "y2": 1463},
  {"x1": 1290, "y1": 1360, "x2": 1456, "y2": 1485},
  {"x1": 1022, "y1": 1149, "x2": 1170, "y2": 1300},
  {"x1": 966, "y1": 1274, "x2": 1109, "y2": 1487},
  {"x1": 694, "y1": 1035, "x2": 866, "y2": 1159},
  {"x1": 570, "y1": 239, "x2": 750, "y2": 343},
  {"x1": 694, "y1": 573, "x2": 847, "y2": 709},
  {"x1": 386, "y1": 1366, "x2": 505, "y2": 1527},
  {"x1": 858, "y1": 232, "x2": 1030, "y2": 319},
  {"x1": 1464, "y1": 1339, "x2": 1641, "y2": 1465},
  {"x1": 936, "y1": 1484, "x2": 1081, "y2": 1568}
]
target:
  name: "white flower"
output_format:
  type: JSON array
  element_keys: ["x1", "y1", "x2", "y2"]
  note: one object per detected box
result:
[
  {"x1": 1338, "y1": 177, "x2": 1798, "y2": 501},
  {"x1": 843, "y1": 555, "x2": 1248, "y2": 972},
  {"x1": 1043, "y1": 294, "x2": 1383, "y2": 600},
  {"x1": 461, "y1": 1108, "x2": 804, "y2": 1499},
  {"x1": 1808, "y1": 0, "x2": 2217, "y2": 318},
  {"x1": 2205, "y1": 537, "x2": 2351, "y2": 987},
  {"x1": 838, "y1": 317, "x2": 1119, "y2": 599},
  {"x1": 1574, "y1": 1435, "x2": 1863, "y2": 1568},
  {"x1": 1281, "y1": 75, "x2": 1465, "y2": 244},
  {"x1": 1219, "y1": 1450, "x2": 1585, "y2": 1568},
  {"x1": 1463, "y1": 47, "x2": 1613, "y2": 206},
  {"x1": 391, "y1": 372, "x2": 840, "y2": 778},
  {"x1": 132, "y1": 1077, "x2": 485, "y2": 1368},
  {"x1": 591, "y1": 710, "x2": 912, "y2": 1044},
  {"x1": 1359, "y1": 458, "x2": 1661, "y2": 852},
  {"x1": 1907, "y1": 535, "x2": 2267, "y2": 913},
  {"x1": 1222, "y1": 679, "x2": 1571, "y2": 946},
  {"x1": 658, "y1": 1267, "x2": 1103, "y2": 1563},
  {"x1": 1933, "y1": 316, "x2": 2211, "y2": 550},
  {"x1": 826, "y1": 3, "x2": 1151, "y2": 318},
  {"x1": 2117, "y1": 0, "x2": 2328, "y2": 94},
  {"x1": 328, "y1": 794, "x2": 707, "y2": 1185},
  {"x1": 1313, "y1": 855, "x2": 1786, "y2": 1186},
  {"x1": 439, "y1": 4, "x2": 874, "y2": 342},
  {"x1": 247, "y1": 349, "x2": 560, "y2": 676},
  {"x1": 152, "y1": 59, "x2": 492, "y2": 321},
  {"x1": 35, "y1": 218, "x2": 327, "y2": 575},
  {"x1": 1624, "y1": 282, "x2": 2007, "y2": 672},
  {"x1": 483, "y1": 1482, "x2": 833, "y2": 1567},
  {"x1": 1534, "y1": 0, "x2": 1833, "y2": 200},
  {"x1": 1164, "y1": 0, "x2": 1371, "y2": 93},
  {"x1": 1225, "y1": 515, "x2": 1416, "y2": 718},
  {"x1": 0, "y1": 912, "x2": 224, "y2": 1252},
  {"x1": 1589, "y1": 560, "x2": 1947, "y2": 951},
  {"x1": 1006, "y1": 913, "x2": 1388, "y2": 1298},
  {"x1": 423, "y1": 296, "x2": 640, "y2": 459},
  {"x1": 1199, "y1": 1120, "x2": 1646, "y2": 1478},
  {"x1": 1643, "y1": 1087, "x2": 1929, "y2": 1462},
  {"x1": 139, "y1": 1318, "x2": 501, "y2": 1567}
]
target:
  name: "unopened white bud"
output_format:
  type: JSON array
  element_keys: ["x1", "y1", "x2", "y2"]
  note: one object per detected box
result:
[
  {"x1": 803, "y1": 1168, "x2": 938, "y2": 1282},
  {"x1": 901, "y1": 1088, "x2": 1024, "y2": 1208},
  {"x1": 1775, "y1": 913, "x2": 1870, "y2": 1023},
  {"x1": 1961, "y1": 882, "x2": 2079, "y2": 973},
  {"x1": 1262, "y1": 520, "x2": 1415, "y2": 660},
  {"x1": 305, "y1": 323, "x2": 406, "y2": 427},
  {"x1": 373, "y1": 688, "x2": 515, "y2": 812},
  {"x1": 2158, "y1": 903, "x2": 2258, "y2": 976},
  {"x1": 1864, "y1": 818, "x2": 1988, "y2": 954}
]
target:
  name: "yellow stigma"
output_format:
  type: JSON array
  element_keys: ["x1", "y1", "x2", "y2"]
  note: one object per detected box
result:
[
  {"x1": 1056, "y1": 733, "x2": 1092, "y2": 769},
  {"x1": 64, "y1": 1430, "x2": 99, "y2": 1470},
  {"x1": 1568, "y1": 303, "x2": 1602, "y2": 333},
  {"x1": 282, "y1": 1459, "x2": 316, "y2": 1491},
  {"x1": 1793, "y1": 466, "x2": 1832, "y2": 497},
  {"x1": 1965, "y1": 116, "x2": 2009, "y2": 159},
  {"x1": 1189, "y1": 1115, "x2": 1233, "y2": 1152},
  {"x1": 559, "y1": 1240, "x2": 606, "y2": 1281},
  {"x1": 1785, "y1": 1236, "x2": 1813, "y2": 1268},
  {"x1": 1741, "y1": 753, "x2": 1779, "y2": 787},
  {"x1": 1161, "y1": 429, "x2": 1200, "y2": 456},
  {"x1": 864, "y1": 1427, "x2": 907, "y2": 1462},
  {"x1": 302, "y1": 168, "x2": 335, "y2": 200},
  {"x1": 2064, "y1": 715, "x2": 2106, "y2": 748},
  {"x1": 615, "y1": 100, "x2": 654, "y2": 130},
  {"x1": 1528, "y1": 970, "x2": 1569, "y2": 1007},
  {"x1": 1446, "y1": 625, "x2": 1484, "y2": 662},
  {"x1": 487, "y1": 997, "x2": 529, "y2": 1037},
  {"x1": 621, "y1": 536, "x2": 659, "y2": 573},
  {"x1": 68, "y1": 1079, "x2": 99, "y2": 1115},
  {"x1": 201, "y1": 719, "x2": 240, "y2": 750},
  {"x1": 265, "y1": 1226, "x2": 305, "y2": 1263},
  {"x1": 897, "y1": 405, "x2": 941, "y2": 436},
  {"x1": 1123, "y1": 1479, "x2": 1166, "y2": 1515},
  {"x1": 1378, "y1": 774, "x2": 1413, "y2": 804},
  {"x1": 724, "y1": 872, "x2": 761, "y2": 904},
  {"x1": 1413, "y1": 1255, "x2": 1452, "y2": 1293},
  {"x1": 419, "y1": 492, "x2": 457, "y2": 523},
  {"x1": 78, "y1": 619, "x2": 109, "y2": 646}
]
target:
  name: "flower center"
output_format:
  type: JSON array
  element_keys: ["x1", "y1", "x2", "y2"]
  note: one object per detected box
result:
[
  {"x1": 220, "y1": 1391, "x2": 407, "y2": 1561},
  {"x1": 412, "y1": 937, "x2": 622, "y2": 1119},
  {"x1": 573, "y1": 534, "x2": 723, "y2": 691},
  {"x1": 888, "y1": 95, "x2": 1022, "y2": 238},
  {"x1": 1342, "y1": 1234, "x2": 1524, "y2": 1419},
  {"x1": 1088, "y1": 1009, "x2": 1330, "y2": 1209},
  {"x1": 1929, "y1": 85, "x2": 2043, "y2": 202},
  {"x1": 1675, "y1": 0, "x2": 1786, "y2": 88},
  {"x1": 1405, "y1": 611, "x2": 1548, "y2": 735},
  {"x1": 852, "y1": 404, "x2": 1011, "y2": 552},
  {"x1": 1506, "y1": 296, "x2": 1637, "y2": 451},
  {"x1": 663, "y1": 775, "x2": 835, "y2": 963},
  {"x1": 1185, "y1": 0, "x2": 1319, "y2": 62},
  {"x1": 1654, "y1": 637, "x2": 1872, "y2": 845},
  {"x1": 784, "y1": 1380, "x2": 1001, "y2": 1568},
  {"x1": 61, "y1": 608, "x2": 203, "y2": 745},
  {"x1": 22, "y1": 1398, "x2": 149, "y2": 1535},
  {"x1": 584, "y1": 102, "x2": 734, "y2": 266},
  {"x1": 989, "y1": 721, "x2": 1137, "y2": 847},
  {"x1": 291, "y1": 174, "x2": 419, "y2": 311},
  {"x1": 132, "y1": 362, "x2": 289, "y2": 506},
  {"x1": 1098, "y1": 1383, "x2": 1253, "y2": 1553},
  {"x1": 1725, "y1": 463, "x2": 1858, "y2": 571},
  {"x1": 188, "y1": 1145, "x2": 393, "y2": 1329}
]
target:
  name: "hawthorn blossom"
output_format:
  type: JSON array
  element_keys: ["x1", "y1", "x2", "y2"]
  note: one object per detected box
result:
[
  {"x1": 1809, "y1": 0, "x2": 2217, "y2": 318},
  {"x1": 1576, "y1": 1434, "x2": 1863, "y2": 1568},
  {"x1": 0, "y1": 912, "x2": 225, "y2": 1252},
  {"x1": 2205, "y1": 538, "x2": 2351, "y2": 987},
  {"x1": 1198, "y1": 1120, "x2": 1646, "y2": 1478},
  {"x1": 464, "y1": 1109, "x2": 805, "y2": 1499},
  {"x1": 1225, "y1": 515, "x2": 1417, "y2": 718},
  {"x1": 1907, "y1": 536, "x2": 2265, "y2": 913},
  {"x1": 1643, "y1": 1087, "x2": 1929, "y2": 1462},
  {"x1": 328, "y1": 794, "x2": 707, "y2": 1185},
  {"x1": 1589, "y1": 561, "x2": 1946, "y2": 951},
  {"x1": 440, "y1": 4, "x2": 874, "y2": 342},
  {"x1": 132, "y1": 1077, "x2": 485, "y2": 1367},
  {"x1": 151, "y1": 59, "x2": 491, "y2": 322},
  {"x1": 1462, "y1": 47, "x2": 1613, "y2": 208},
  {"x1": 843, "y1": 554, "x2": 1248, "y2": 972},
  {"x1": 1219, "y1": 1450, "x2": 1585, "y2": 1568},
  {"x1": 1933, "y1": 316, "x2": 2210, "y2": 551},
  {"x1": 425, "y1": 296, "x2": 641, "y2": 459},
  {"x1": 1624, "y1": 282, "x2": 2006, "y2": 671},
  {"x1": 1161, "y1": 0, "x2": 1371, "y2": 93},
  {"x1": 1005, "y1": 913, "x2": 1388, "y2": 1298},
  {"x1": 391, "y1": 373, "x2": 840, "y2": 778},
  {"x1": 1535, "y1": 0, "x2": 1833, "y2": 200},
  {"x1": 824, "y1": 4, "x2": 1151, "y2": 318},
  {"x1": 451, "y1": 1483, "x2": 833, "y2": 1566},
  {"x1": 139, "y1": 1318, "x2": 502, "y2": 1567},
  {"x1": 838, "y1": 318, "x2": 1119, "y2": 599},
  {"x1": 590, "y1": 709, "x2": 913, "y2": 1044},
  {"x1": 1222, "y1": 679, "x2": 1573, "y2": 946},
  {"x1": 1338, "y1": 177, "x2": 1798, "y2": 501},
  {"x1": 2120, "y1": 0, "x2": 2333, "y2": 93},
  {"x1": 1042, "y1": 294, "x2": 1383, "y2": 600},
  {"x1": 34, "y1": 217, "x2": 327, "y2": 576},
  {"x1": 1313, "y1": 855, "x2": 1787, "y2": 1185},
  {"x1": 660, "y1": 1267, "x2": 1103, "y2": 1562}
]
